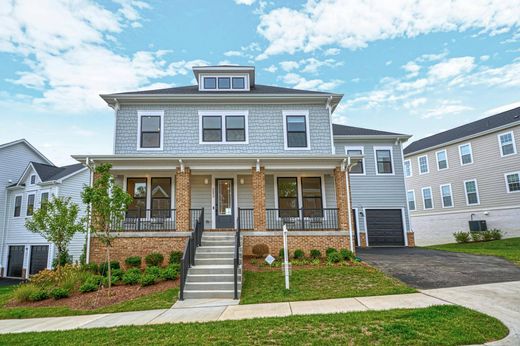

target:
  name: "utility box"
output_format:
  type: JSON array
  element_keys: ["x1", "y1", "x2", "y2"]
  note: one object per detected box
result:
[{"x1": 469, "y1": 220, "x2": 487, "y2": 232}]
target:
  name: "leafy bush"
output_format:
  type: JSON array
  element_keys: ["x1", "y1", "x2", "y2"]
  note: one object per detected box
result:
[
  {"x1": 160, "y1": 265, "x2": 180, "y2": 280},
  {"x1": 140, "y1": 273, "x2": 156, "y2": 287},
  {"x1": 252, "y1": 244, "x2": 269, "y2": 258},
  {"x1": 326, "y1": 247, "x2": 338, "y2": 256},
  {"x1": 13, "y1": 284, "x2": 40, "y2": 302},
  {"x1": 30, "y1": 264, "x2": 87, "y2": 291},
  {"x1": 169, "y1": 251, "x2": 183, "y2": 264},
  {"x1": 122, "y1": 268, "x2": 141, "y2": 285},
  {"x1": 453, "y1": 231, "x2": 471, "y2": 243},
  {"x1": 79, "y1": 277, "x2": 100, "y2": 293},
  {"x1": 471, "y1": 232, "x2": 482, "y2": 242},
  {"x1": 310, "y1": 258, "x2": 321, "y2": 266},
  {"x1": 52, "y1": 250, "x2": 72, "y2": 268},
  {"x1": 310, "y1": 249, "x2": 321, "y2": 259},
  {"x1": 293, "y1": 249, "x2": 304, "y2": 259},
  {"x1": 327, "y1": 251, "x2": 342, "y2": 263},
  {"x1": 82, "y1": 263, "x2": 99, "y2": 274},
  {"x1": 111, "y1": 269, "x2": 125, "y2": 282},
  {"x1": 144, "y1": 266, "x2": 161, "y2": 280},
  {"x1": 489, "y1": 229, "x2": 503, "y2": 240},
  {"x1": 278, "y1": 248, "x2": 285, "y2": 258},
  {"x1": 482, "y1": 230, "x2": 495, "y2": 242},
  {"x1": 145, "y1": 252, "x2": 164, "y2": 267},
  {"x1": 340, "y1": 249, "x2": 354, "y2": 261},
  {"x1": 29, "y1": 289, "x2": 49, "y2": 302},
  {"x1": 99, "y1": 261, "x2": 121, "y2": 276},
  {"x1": 50, "y1": 288, "x2": 70, "y2": 300},
  {"x1": 125, "y1": 256, "x2": 142, "y2": 268}
]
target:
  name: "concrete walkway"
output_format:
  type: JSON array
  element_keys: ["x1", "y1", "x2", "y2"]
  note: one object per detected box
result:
[{"x1": 0, "y1": 280, "x2": 518, "y2": 346}]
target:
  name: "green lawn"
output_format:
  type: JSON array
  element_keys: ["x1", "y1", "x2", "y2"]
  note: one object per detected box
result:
[
  {"x1": 240, "y1": 264, "x2": 415, "y2": 305},
  {"x1": 0, "y1": 305, "x2": 507, "y2": 346},
  {"x1": 427, "y1": 237, "x2": 520, "y2": 266},
  {"x1": 0, "y1": 286, "x2": 178, "y2": 320}
]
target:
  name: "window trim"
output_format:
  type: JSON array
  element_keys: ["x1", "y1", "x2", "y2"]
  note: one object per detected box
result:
[
  {"x1": 136, "y1": 110, "x2": 164, "y2": 151},
  {"x1": 273, "y1": 174, "x2": 327, "y2": 216},
  {"x1": 150, "y1": 177, "x2": 173, "y2": 218},
  {"x1": 407, "y1": 190, "x2": 416, "y2": 211},
  {"x1": 504, "y1": 171, "x2": 520, "y2": 194},
  {"x1": 13, "y1": 194, "x2": 23, "y2": 218},
  {"x1": 29, "y1": 174, "x2": 36, "y2": 185},
  {"x1": 283, "y1": 110, "x2": 311, "y2": 150},
  {"x1": 463, "y1": 179, "x2": 480, "y2": 206},
  {"x1": 439, "y1": 183, "x2": 454, "y2": 208},
  {"x1": 40, "y1": 191, "x2": 50, "y2": 207},
  {"x1": 403, "y1": 159, "x2": 412, "y2": 177},
  {"x1": 436, "y1": 149, "x2": 449, "y2": 171},
  {"x1": 459, "y1": 143, "x2": 473, "y2": 166},
  {"x1": 374, "y1": 146, "x2": 394, "y2": 175},
  {"x1": 198, "y1": 111, "x2": 249, "y2": 144},
  {"x1": 497, "y1": 131, "x2": 517, "y2": 157},
  {"x1": 198, "y1": 73, "x2": 250, "y2": 91},
  {"x1": 26, "y1": 193, "x2": 36, "y2": 216},
  {"x1": 126, "y1": 177, "x2": 149, "y2": 217},
  {"x1": 345, "y1": 146, "x2": 365, "y2": 175},
  {"x1": 417, "y1": 155, "x2": 429, "y2": 175},
  {"x1": 421, "y1": 186, "x2": 434, "y2": 210}
]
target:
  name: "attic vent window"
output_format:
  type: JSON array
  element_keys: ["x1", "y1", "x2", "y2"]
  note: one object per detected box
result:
[{"x1": 200, "y1": 75, "x2": 248, "y2": 91}]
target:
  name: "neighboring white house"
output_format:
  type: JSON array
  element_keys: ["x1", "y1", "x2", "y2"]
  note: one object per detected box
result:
[
  {"x1": 404, "y1": 106, "x2": 520, "y2": 245},
  {"x1": 0, "y1": 141, "x2": 89, "y2": 279}
]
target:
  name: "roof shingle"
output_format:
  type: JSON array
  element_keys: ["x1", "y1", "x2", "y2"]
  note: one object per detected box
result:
[{"x1": 332, "y1": 124, "x2": 406, "y2": 137}]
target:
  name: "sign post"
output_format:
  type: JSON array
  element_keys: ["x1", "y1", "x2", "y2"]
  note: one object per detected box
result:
[{"x1": 283, "y1": 224, "x2": 290, "y2": 290}]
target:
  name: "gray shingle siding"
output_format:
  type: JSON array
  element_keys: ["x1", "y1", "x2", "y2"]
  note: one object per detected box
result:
[{"x1": 114, "y1": 104, "x2": 333, "y2": 155}]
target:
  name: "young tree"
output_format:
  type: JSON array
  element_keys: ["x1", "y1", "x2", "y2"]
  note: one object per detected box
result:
[
  {"x1": 25, "y1": 196, "x2": 84, "y2": 269},
  {"x1": 81, "y1": 163, "x2": 132, "y2": 292}
]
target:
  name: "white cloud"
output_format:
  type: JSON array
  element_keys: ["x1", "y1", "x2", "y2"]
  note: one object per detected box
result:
[
  {"x1": 427, "y1": 57, "x2": 475, "y2": 80},
  {"x1": 257, "y1": 0, "x2": 520, "y2": 58},
  {"x1": 324, "y1": 47, "x2": 340, "y2": 56},
  {"x1": 402, "y1": 61, "x2": 421, "y2": 78},
  {"x1": 404, "y1": 97, "x2": 427, "y2": 109},
  {"x1": 264, "y1": 65, "x2": 277, "y2": 73},
  {"x1": 224, "y1": 50, "x2": 243, "y2": 57},
  {"x1": 482, "y1": 101, "x2": 520, "y2": 116},
  {"x1": 280, "y1": 60, "x2": 299, "y2": 71},
  {"x1": 234, "y1": 0, "x2": 256, "y2": 5},
  {"x1": 480, "y1": 55, "x2": 490, "y2": 61},
  {"x1": 281, "y1": 73, "x2": 342, "y2": 91},
  {"x1": 300, "y1": 58, "x2": 342, "y2": 73},
  {"x1": 422, "y1": 100, "x2": 473, "y2": 119}
]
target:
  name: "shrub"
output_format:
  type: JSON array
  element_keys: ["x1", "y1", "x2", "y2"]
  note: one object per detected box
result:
[
  {"x1": 293, "y1": 249, "x2": 304, "y2": 259},
  {"x1": 50, "y1": 288, "x2": 70, "y2": 300},
  {"x1": 482, "y1": 230, "x2": 495, "y2": 242},
  {"x1": 52, "y1": 250, "x2": 72, "y2": 268},
  {"x1": 140, "y1": 273, "x2": 156, "y2": 287},
  {"x1": 79, "y1": 281, "x2": 98, "y2": 293},
  {"x1": 169, "y1": 251, "x2": 183, "y2": 264},
  {"x1": 125, "y1": 256, "x2": 142, "y2": 268},
  {"x1": 327, "y1": 251, "x2": 342, "y2": 263},
  {"x1": 278, "y1": 248, "x2": 285, "y2": 258},
  {"x1": 310, "y1": 249, "x2": 321, "y2": 259},
  {"x1": 145, "y1": 252, "x2": 164, "y2": 267},
  {"x1": 340, "y1": 249, "x2": 354, "y2": 261},
  {"x1": 252, "y1": 244, "x2": 269, "y2": 258},
  {"x1": 29, "y1": 289, "x2": 49, "y2": 302},
  {"x1": 99, "y1": 261, "x2": 121, "y2": 276},
  {"x1": 160, "y1": 265, "x2": 180, "y2": 281},
  {"x1": 489, "y1": 228, "x2": 503, "y2": 240},
  {"x1": 111, "y1": 269, "x2": 125, "y2": 282},
  {"x1": 326, "y1": 247, "x2": 338, "y2": 256},
  {"x1": 122, "y1": 268, "x2": 141, "y2": 285},
  {"x1": 145, "y1": 266, "x2": 161, "y2": 280},
  {"x1": 82, "y1": 263, "x2": 99, "y2": 274},
  {"x1": 13, "y1": 284, "x2": 40, "y2": 302},
  {"x1": 471, "y1": 232, "x2": 482, "y2": 242},
  {"x1": 453, "y1": 231, "x2": 471, "y2": 243}
]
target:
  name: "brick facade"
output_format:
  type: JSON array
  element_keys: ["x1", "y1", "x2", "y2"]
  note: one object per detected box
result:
[
  {"x1": 175, "y1": 167, "x2": 191, "y2": 231},
  {"x1": 334, "y1": 167, "x2": 350, "y2": 231},
  {"x1": 358, "y1": 232, "x2": 367, "y2": 247},
  {"x1": 251, "y1": 166, "x2": 266, "y2": 231},
  {"x1": 407, "y1": 232, "x2": 415, "y2": 247},
  {"x1": 89, "y1": 236, "x2": 188, "y2": 268}
]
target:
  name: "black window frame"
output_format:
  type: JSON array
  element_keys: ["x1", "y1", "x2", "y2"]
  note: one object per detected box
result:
[
  {"x1": 301, "y1": 177, "x2": 323, "y2": 217},
  {"x1": 202, "y1": 116, "x2": 223, "y2": 142},
  {"x1": 151, "y1": 177, "x2": 172, "y2": 218},
  {"x1": 26, "y1": 194, "x2": 35, "y2": 216},
  {"x1": 140, "y1": 115, "x2": 161, "y2": 149},
  {"x1": 286, "y1": 115, "x2": 308, "y2": 148},
  {"x1": 14, "y1": 195, "x2": 22, "y2": 217},
  {"x1": 127, "y1": 177, "x2": 147, "y2": 218},
  {"x1": 225, "y1": 115, "x2": 246, "y2": 142},
  {"x1": 277, "y1": 177, "x2": 299, "y2": 218},
  {"x1": 203, "y1": 77, "x2": 216, "y2": 89},
  {"x1": 376, "y1": 149, "x2": 393, "y2": 174}
]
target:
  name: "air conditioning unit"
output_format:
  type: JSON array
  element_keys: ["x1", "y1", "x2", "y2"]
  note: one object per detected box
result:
[{"x1": 468, "y1": 220, "x2": 487, "y2": 232}]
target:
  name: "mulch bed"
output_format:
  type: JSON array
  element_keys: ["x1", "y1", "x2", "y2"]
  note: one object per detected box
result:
[
  {"x1": 6, "y1": 280, "x2": 178, "y2": 311},
  {"x1": 243, "y1": 256, "x2": 364, "y2": 272}
]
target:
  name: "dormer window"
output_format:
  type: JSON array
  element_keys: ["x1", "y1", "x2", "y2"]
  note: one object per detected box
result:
[
  {"x1": 203, "y1": 77, "x2": 216, "y2": 89},
  {"x1": 30, "y1": 174, "x2": 36, "y2": 185},
  {"x1": 200, "y1": 75, "x2": 249, "y2": 91}
]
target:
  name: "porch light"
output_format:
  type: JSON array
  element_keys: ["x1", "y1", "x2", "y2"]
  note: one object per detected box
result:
[
  {"x1": 240, "y1": 178, "x2": 244, "y2": 185},
  {"x1": 204, "y1": 178, "x2": 209, "y2": 185}
]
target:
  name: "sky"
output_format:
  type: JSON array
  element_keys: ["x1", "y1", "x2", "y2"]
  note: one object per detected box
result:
[{"x1": 0, "y1": 0, "x2": 519, "y2": 165}]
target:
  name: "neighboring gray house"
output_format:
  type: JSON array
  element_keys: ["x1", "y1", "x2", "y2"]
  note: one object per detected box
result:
[
  {"x1": 404, "y1": 106, "x2": 520, "y2": 245},
  {"x1": 0, "y1": 140, "x2": 89, "y2": 279}
]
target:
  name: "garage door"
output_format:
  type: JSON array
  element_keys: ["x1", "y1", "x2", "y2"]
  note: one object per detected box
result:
[
  {"x1": 29, "y1": 245, "x2": 49, "y2": 275},
  {"x1": 7, "y1": 246, "x2": 25, "y2": 278},
  {"x1": 366, "y1": 209, "x2": 404, "y2": 246}
]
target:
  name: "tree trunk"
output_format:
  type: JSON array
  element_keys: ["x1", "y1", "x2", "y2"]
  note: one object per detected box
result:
[{"x1": 106, "y1": 246, "x2": 112, "y2": 295}]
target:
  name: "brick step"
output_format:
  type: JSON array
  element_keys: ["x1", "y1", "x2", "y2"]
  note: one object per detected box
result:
[{"x1": 186, "y1": 274, "x2": 240, "y2": 282}]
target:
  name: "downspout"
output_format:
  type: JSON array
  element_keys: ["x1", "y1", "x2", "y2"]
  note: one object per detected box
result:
[
  {"x1": 326, "y1": 96, "x2": 336, "y2": 155},
  {"x1": 343, "y1": 158, "x2": 355, "y2": 252},
  {"x1": 397, "y1": 138, "x2": 410, "y2": 246},
  {"x1": 0, "y1": 187, "x2": 9, "y2": 276}
]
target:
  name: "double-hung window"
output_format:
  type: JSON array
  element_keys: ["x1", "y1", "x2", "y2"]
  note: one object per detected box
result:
[
  {"x1": 301, "y1": 177, "x2": 323, "y2": 217},
  {"x1": 151, "y1": 178, "x2": 171, "y2": 218},
  {"x1": 498, "y1": 132, "x2": 516, "y2": 157},
  {"x1": 202, "y1": 116, "x2": 222, "y2": 142},
  {"x1": 40, "y1": 192, "x2": 49, "y2": 207},
  {"x1": 404, "y1": 160, "x2": 412, "y2": 177},
  {"x1": 422, "y1": 187, "x2": 433, "y2": 210},
  {"x1": 375, "y1": 147, "x2": 393, "y2": 174},
  {"x1": 284, "y1": 112, "x2": 309, "y2": 149},
  {"x1": 277, "y1": 176, "x2": 324, "y2": 218},
  {"x1": 418, "y1": 155, "x2": 429, "y2": 174},
  {"x1": 200, "y1": 112, "x2": 248, "y2": 143},
  {"x1": 226, "y1": 116, "x2": 246, "y2": 142},
  {"x1": 459, "y1": 143, "x2": 473, "y2": 165},
  {"x1": 436, "y1": 150, "x2": 448, "y2": 170},
  {"x1": 14, "y1": 195, "x2": 22, "y2": 217},
  {"x1": 505, "y1": 172, "x2": 520, "y2": 193},
  {"x1": 277, "y1": 177, "x2": 299, "y2": 217},
  {"x1": 30, "y1": 174, "x2": 36, "y2": 185},
  {"x1": 26, "y1": 194, "x2": 35, "y2": 216},
  {"x1": 407, "y1": 190, "x2": 416, "y2": 211},
  {"x1": 127, "y1": 178, "x2": 147, "y2": 218},
  {"x1": 440, "y1": 184, "x2": 453, "y2": 208},
  {"x1": 138, "y1": 111, "x2": 163, "y2": 150},
  {"x1": 346, "y1": 147, "x2": 364, "y2": 174},
  {"x1": 464, "y1": 179, "x2": 480, "y2": 205}
]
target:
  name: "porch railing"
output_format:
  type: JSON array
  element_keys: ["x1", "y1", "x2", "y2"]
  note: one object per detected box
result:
[
  {"x1": 238, "y1": 208, "x2": 254, "y2": 230},
  {"x1": 266, "y1": 208, "x2": 339, "y2": 230},
  {"x1": 190, "y1": 209, "x2": 204, "y2": 230},
  {"x1": 180, "y1": 208, "x2": 204, "y2": 300},
  {"x1": 111, "y1": 209, "x2": 176, "y2": 231}
]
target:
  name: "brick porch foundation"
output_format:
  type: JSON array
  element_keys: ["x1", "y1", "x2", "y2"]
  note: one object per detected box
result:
[{"x1": 407, "y1": 232, "x2": 416, "y2": 247}]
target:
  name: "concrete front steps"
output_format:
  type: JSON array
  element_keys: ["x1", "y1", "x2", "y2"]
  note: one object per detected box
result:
[{"x1": 183, "y1": 232, "x2": 242, "y2": 299}]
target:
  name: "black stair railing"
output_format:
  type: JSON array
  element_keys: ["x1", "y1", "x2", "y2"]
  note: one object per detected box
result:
[
  {"x1": 234, "y1": 209, "x2": 241, "y2": 300},
  {"x1": 179, "y1": 208, "x2": 204, "y2": 301}
]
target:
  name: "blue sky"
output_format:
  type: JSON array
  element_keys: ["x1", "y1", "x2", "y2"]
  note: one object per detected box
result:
[{"x1": 0, "y1": 0, "x2": 519, "y2": 165}]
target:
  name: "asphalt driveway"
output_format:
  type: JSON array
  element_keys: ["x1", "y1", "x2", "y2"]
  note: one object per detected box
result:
[{"x1": 357, "y1": 247, "x2": 520, "y2": 289}]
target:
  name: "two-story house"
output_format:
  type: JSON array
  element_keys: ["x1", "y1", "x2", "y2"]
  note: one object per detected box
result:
[
  {"x1": 404, "y1": 106, "x2": 520, "y2": 245},
  {"x1": 73, "y1": 65, "x2": 413, "y2": 298},
  {"x1": 0, "y1": 141, "x2": 89, "y2": 278}
]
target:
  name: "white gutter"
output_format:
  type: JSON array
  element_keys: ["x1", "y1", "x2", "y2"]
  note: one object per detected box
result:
[{"x1": 112, "y1": 98, "x2": 120, "y2": 154}]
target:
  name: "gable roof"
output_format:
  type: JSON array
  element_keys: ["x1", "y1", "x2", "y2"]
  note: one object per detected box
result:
[
  {"x1": 333, "y1": 124, "x2": 409, "y2": 137},
  {"x1": 0, "y1": 139, "x2": 53, "y2": 165},
  {"x1": 404, "y1": 106, "x2": 520, "y2": 156},
  {"x1": 31, "y1": 162, "x2": 86, "y2": 182}
]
